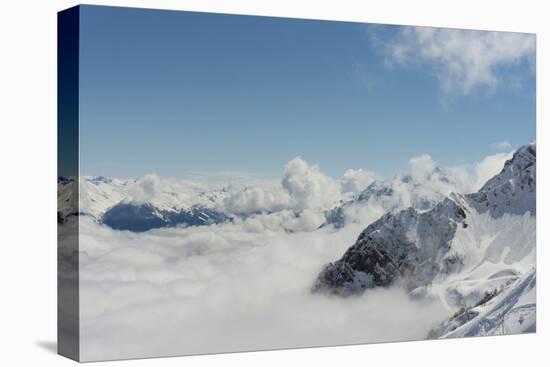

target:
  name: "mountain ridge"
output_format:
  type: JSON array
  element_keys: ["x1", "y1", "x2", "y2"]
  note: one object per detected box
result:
[{"x1": 312, "y1": 143, "x2": 536, "y2": 337}]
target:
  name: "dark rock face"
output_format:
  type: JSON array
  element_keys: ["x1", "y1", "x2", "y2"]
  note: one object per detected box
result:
[
  {"x1": 322, "y1": 206, "x2": 346, "y2": 229},
  {"x1": 102, "y1": 202, "x2": 229, "y2": 232},
  {"x1": 313, "y1": 198, "x2": 468, "y2": 295}
]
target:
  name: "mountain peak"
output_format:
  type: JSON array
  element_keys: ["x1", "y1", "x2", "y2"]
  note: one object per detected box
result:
[
  {"x1": 314, "y1": 142, "x2": 536, "y2": 296},
  {"x1": 479, "y1": 142, "x2": 535, "y2": 193},
  {"x1": 469, "y1": 142, "x2": 535, "y2": 217}
]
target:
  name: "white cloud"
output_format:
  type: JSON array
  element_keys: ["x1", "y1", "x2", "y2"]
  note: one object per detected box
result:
[
  {"x1": 69, "y1": 147, "x2": 523, "y2": 360},
  {"x1": 281, "y1": 157, "x2": 341, "y2": 211},
  {"x1": 409, "y1": 154, "x2": 437, "y2": 180},
  {"x1": 386, "y1": 27, "x2": 535, "y2": 94},
  {"x1": 491, "y1": 140, "x2": 513, "y2": 151},
  {"x1": 223, "y1": 184, "x2": 291, "y2": 215},
  {"x1": 222, "y1": 157, "x2": 342, "y2": 216},
  {"x1": 127, "y1": 174, "x2": 161, "y2": 203},
  {"x1": 76, "y1": 217, "x2": 447, "y2": 361},
  {"x1": 471, "y1": 152, "x2": 511, "y2": 189},
  {"x1": 341, "y1": 168, "x2": 378, "y2": 194},
  {"x1": 448, "y1": 152, "x2": 512, "y2": 193},
  {"x1": 407, "y1": 150, "x2": 512, "y2": 195}
]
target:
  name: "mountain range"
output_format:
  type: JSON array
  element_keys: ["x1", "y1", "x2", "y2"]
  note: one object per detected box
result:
[
  {"x1": 313, "y1": 143, "x2": 536, "y2": 338},
  {"x1": 324, "y1": 165, "x2": 458, "y2": 229},
  {"x1": 58, "y1": 143, "x2": 536, "y2": 338},
  {"x1": 57, "y1": 176, "x2": 230, "y2": 231}
]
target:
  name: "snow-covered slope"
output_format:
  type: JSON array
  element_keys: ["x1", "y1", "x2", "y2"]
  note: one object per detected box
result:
[
  {"x1": 313, "y1": 143, "x2": 536, "y2": 337},
  {"x1": 469, "y1": 142, "x2": 535, "y2": 217},
  {"x1": 429, "y1": 268, "x2": 536, "y2": 338},
  {"x1": 324, "y1": 166, "x2": 458, "y2": 229},
  {"x1": 79, "y1": 176, "x2": 130, "y2": 219},
  {"x1": 58, "y1": 176, "x2": 231, "y2": 231},
  {"x1": 58, "y1": 176, "x2": 130, "y2": 222}
]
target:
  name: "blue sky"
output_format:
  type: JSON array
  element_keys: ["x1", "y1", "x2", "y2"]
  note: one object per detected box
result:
[{"x1": 79, "y1": 5, "x2": 535, "y2": 179}]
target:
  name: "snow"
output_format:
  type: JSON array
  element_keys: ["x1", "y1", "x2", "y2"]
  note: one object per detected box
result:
[
  {"x1": 325, "y1": 164, "x2": 462, "y2": 229},
  {"x1": 431, "y1": 268, "x2": 536, "y2": 338},
  {"x1": 314, "y1": 143, "x2": 536, "y2": 338}
]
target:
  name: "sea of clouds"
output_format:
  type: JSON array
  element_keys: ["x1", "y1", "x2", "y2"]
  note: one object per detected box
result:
[
  {"x1": 74, "y1": 149, "x2": 513, "y2": 361},
  {"x1": 78, "y1": 218, "x2": 450, "y2": 361}
]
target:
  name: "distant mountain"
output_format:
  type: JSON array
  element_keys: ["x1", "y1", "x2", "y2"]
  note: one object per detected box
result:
[
  {"x1": 57, "y1": 176, "x2": 130, "y2": 223},
  {"x1": 58, "y1": 176, "x2": 231, "y2": 231},
  {"x1": 324, "y1": 165, "x2": 458, "y2": 229},
  {"x1": 313, "y1": 143, "x2": 536, "y2": 337},
  {"x1": 102, "y1": 202, "x2": 229, "y2": 232}
]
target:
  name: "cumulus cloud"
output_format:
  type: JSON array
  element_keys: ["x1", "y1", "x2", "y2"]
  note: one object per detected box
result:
[
  {"x1": 470, "y1": 152, "x2": 511, "y2": 190},
  {"x1": 409, "y1": 154, "x2": 438, "y2": 180},
  {"x1": 385, "y1": 26, "x2": 535, "y2": 94},
  {"x1": 341, "y1": 168, "x2": 378, "y2": 194},
  {"x1": 223, "y1": 184, "x2": 291, "y2": 215},
  {"x1": 448, "y1": 152, "x2": 512, "y2": 193},
  {"x1": 281, "y1": 157, "x2": 341, "y2": 211},
  {"x1": 77, "y1": 218, "x2": 447, "y2": 361},
  {"x1": 222, "y1": 157, "x2": 342, "y2": 217},
  {"x1": 127, "y1": 174, "x2": 162, "y2": 203},
  {"x1": 334, "y1": 149, "x2": 514, "y2": 229},
  {"x1": 406, "y1": 150, "x2": 512, "y2": 195}
]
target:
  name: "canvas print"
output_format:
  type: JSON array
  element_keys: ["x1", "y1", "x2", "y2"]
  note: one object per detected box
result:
[{"x1": 58, "y1": 5, "x2": 536, "y2": 362}]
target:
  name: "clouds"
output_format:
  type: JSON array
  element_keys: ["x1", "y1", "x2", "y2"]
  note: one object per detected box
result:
[
  {"x1": 222, "y1": 157, "x2": 341, "y2": 219},
  {"x1": 341, "y1": 168, "x2": 378, "y2": 194},
  {"x1": 100, "y1": 149, "x2": 513, "y2": 234},
  {"x1": 127, "y1": 174, "x2": 162, "y2": 203},
  {"x1": 73, "y1": 146, "x2": 521, "y2": 360},
  {"x1": 281, "y1": 157, "x2": 341, "y2": 211},
  {"x1": 469, "y1": 152, "x2": 512, "y2": 190},
  {"x1": 409, "y1": 154, "x2": 438, "y2": 180},
  {"x1": 448, "y1": 151, "x2": 512, "y2": 193},
  {"x1": 383, "y1": 26, "x2": 535, "y2": 94},
  {"x1": 78, "y1": 217, "x2": 447, "y2": 360},
  {"x1": 223, "y1": 184, "x2": 291, "y2": 215}
]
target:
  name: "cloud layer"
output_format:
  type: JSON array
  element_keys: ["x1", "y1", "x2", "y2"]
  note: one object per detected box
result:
[
  {"x1": 78, "y1": 218, "x2": 447, "y2": 361},
  {"x1": 103, "y1": 150, "x2": 512, "y2": 233},
  {"x1": 74, "y1": 147, "x2": 517, "y2": 361}
]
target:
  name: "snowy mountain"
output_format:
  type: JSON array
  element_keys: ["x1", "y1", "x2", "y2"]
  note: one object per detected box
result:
[
  {"x1": 58, "y1": 176, "x2": 130, "y2": 223},
  {"x1": 324, "y1": 165, "x2": 458, "y2": 229},
  {"x1": 313, "y1": 143, "x2": 536, "y2": 337},
  {"x1": 468, "y1": 142, "x2": 535, "y2": 217},
  {"x1": 102, "y1": 202, "x2": 229, "y2": 232},
  {"x1": 58, "y1": 176, "x2": 231, "y2": 231}
]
